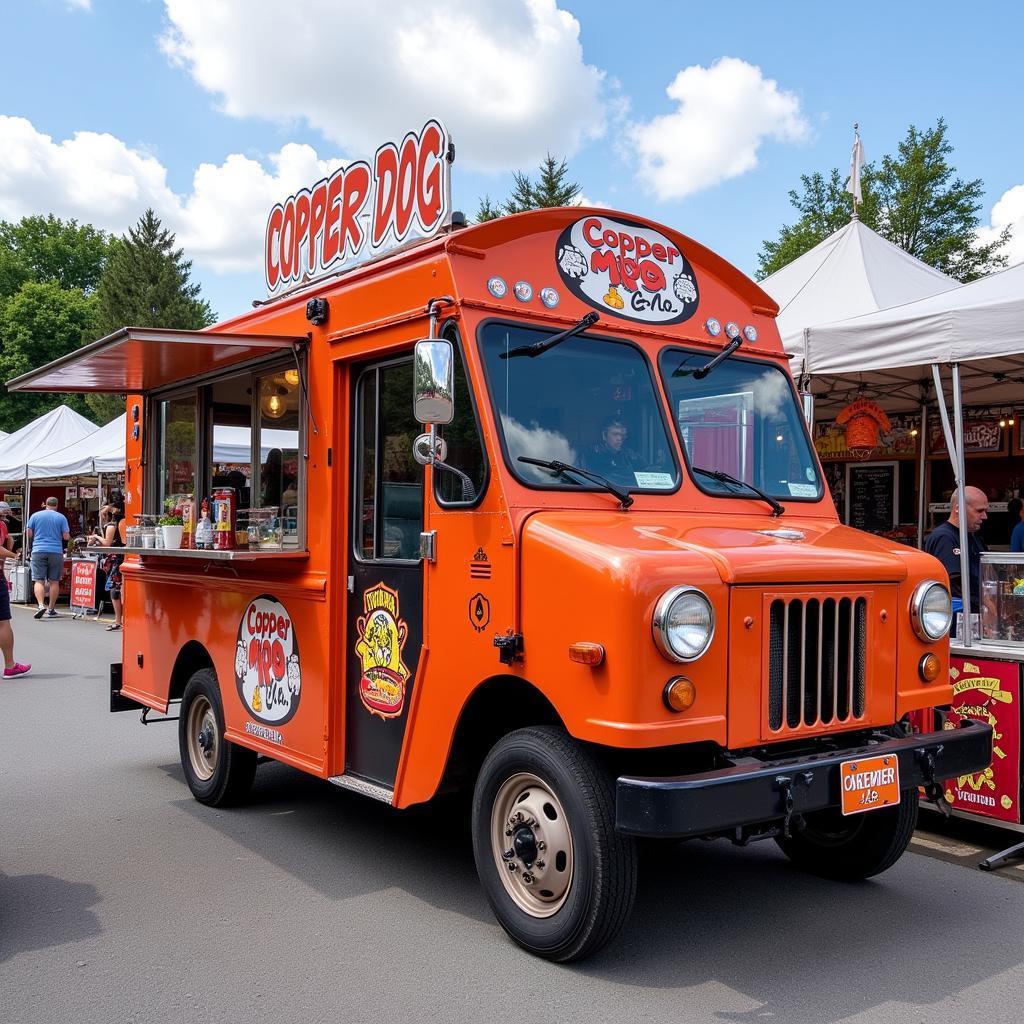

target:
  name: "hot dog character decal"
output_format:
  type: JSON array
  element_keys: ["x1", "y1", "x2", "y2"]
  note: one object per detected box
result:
[{"x1": 355, "y1": 583, "x2": 411, "y2": 719}]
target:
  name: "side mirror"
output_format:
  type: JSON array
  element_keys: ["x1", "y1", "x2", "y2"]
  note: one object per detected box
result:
[
  {"x1": 414, "y1": 339, "x2": 455, "y2": 425},
  {"x1": 800, "y1": 390, "x2": 814, "y2": 428}
]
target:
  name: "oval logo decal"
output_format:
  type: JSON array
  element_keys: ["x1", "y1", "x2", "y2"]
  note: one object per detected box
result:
[
  {"x1": 555, "y1": 215, "x2": 699, "y2": 325},
  {"x1": 235, "y1": 595, "x2": 302, "y2": 726}
]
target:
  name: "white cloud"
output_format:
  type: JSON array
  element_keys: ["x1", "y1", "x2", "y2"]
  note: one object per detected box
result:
[
  {"x1": 65, "y1": 0, "x2": 92, "y2": 10},
  {"x1": 159, "y1": 0, "x2": 608, "y2": 171},
  {"x1": 627, "y1": 57, "x2": 809, "y2": 201},
  {"x1": 979, "y1": 184, "x2": 1024, "y2": 266},
  {"x1": 0, "y1": 115, "x2": 342, "y2": 275}
]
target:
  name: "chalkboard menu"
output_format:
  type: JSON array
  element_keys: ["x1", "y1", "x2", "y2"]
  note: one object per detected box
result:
[{"x1": 845, "y1": 461, "x2": 896, "y2": 534}]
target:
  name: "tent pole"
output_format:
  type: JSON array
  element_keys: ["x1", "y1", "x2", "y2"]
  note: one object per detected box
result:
[
  {"x1": 916, "y1": 402, "x2": 928, "y2": 549},
  {"x1": 951, "y1": 363, "x2": 972, "y2": 647}
]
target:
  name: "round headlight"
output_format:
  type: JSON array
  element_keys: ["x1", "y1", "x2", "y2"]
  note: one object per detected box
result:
[
  {"x1": 653, "y1": 587, "x2": 714, "y2": 662},
  {"x1": 910, "y1": 581, "x2": 952, "y2": 641}
]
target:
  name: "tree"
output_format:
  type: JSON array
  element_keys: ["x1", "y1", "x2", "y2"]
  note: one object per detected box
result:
[
  {"x1": 88, "y1": 209, "x2": 215, "y2": 421},
  {"x1": 475, "y1": 154, "x2": 582, "y2": 222},
  {"x1": 0, "y1": 281, "x2": 97, "y2": 430},
  {"x1": 757, "y1": 120, "x2": 1010, "y2": 281},
  {"x1": 0, "y1": 214, "x2": 110, "y2": 299}
]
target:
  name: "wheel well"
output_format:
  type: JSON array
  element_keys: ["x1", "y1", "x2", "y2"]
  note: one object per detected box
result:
[
  {"x1": 168, "y1": 641, "x2": 216, "y2": 704},
  {"x1": 438, "y1": 676, "x2": 562, "y2": 796}
]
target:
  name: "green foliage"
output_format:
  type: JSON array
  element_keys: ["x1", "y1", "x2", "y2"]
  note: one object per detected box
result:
[
  {"x1": 0, "y1": 281, "x2": 98, "y2": 429},
  {"x1": 757, "y1": 120, "x2": 1010, "y2": 282},
  {"x1": 475, "y1": 154, "x2": 582, "y2": 222},
  {"x1": 88, "y1": 208, "x2": 216, "y2": 422},
  {"x1": 0, "y1": 214, "x2": 111, "y2": 299}
]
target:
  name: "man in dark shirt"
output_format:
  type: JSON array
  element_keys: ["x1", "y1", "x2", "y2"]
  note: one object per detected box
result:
[
  {"x1": 924, "y1": 486, "x2": 988, "y2": 612},
  {"x1": 585, "y1": 416, "x2": 644, "y2": 482}
]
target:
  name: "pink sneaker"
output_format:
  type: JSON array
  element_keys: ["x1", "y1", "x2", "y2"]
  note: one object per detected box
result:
[{"x1": 3, "y1": 663, "x2": 31, "y2": 678}]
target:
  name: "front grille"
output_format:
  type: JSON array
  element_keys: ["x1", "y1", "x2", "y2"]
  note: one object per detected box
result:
[{"x1": 768, "y1": 596, "x2": 867, "y2": 732}]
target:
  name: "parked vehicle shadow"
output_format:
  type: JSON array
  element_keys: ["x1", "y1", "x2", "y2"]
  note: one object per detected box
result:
[
  {"x1": 162, "y1": 759, "x2": 1023, "y2": 1018},
  {"x1": 0, "y1": 871, "x2": 101, "y2": 963}
]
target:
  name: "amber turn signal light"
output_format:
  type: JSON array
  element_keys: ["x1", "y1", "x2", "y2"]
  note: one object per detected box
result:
[
  {"x1": 663, "y1": 676, "x2": 696, "y2": 712},
  {"x1": 569, "y1": 642, "x2": 605, "y2": 666},
  {"x1": 919, "y1": 653, "x2": 941, "y2": 683}
]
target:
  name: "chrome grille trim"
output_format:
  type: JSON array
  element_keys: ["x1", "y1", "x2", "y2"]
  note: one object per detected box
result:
[{"x1": 768, "y1": 596, "x2": 867, "y2": 732}]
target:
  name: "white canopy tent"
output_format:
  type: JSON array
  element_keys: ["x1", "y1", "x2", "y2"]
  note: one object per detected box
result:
[
  {"x1": 0, "y1": 404, "x2": 99, "y2": 483},
  {"x1": 761, "y1": 218, "x2": 959, "y2": 365},
  {"x1": 805, "y1": 259, "x2": 1024, "y2": 647},
  {"x1": 25, "y1": 413, "x2": 127, "y2": 478}
]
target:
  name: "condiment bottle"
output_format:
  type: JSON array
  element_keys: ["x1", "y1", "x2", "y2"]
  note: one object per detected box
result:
[
  {"x1": 195, "y1": 498, "x2": 214, "y2": 550},
  {"x1": 181, "y1": 495, "x2": 196, "y2": 549}
]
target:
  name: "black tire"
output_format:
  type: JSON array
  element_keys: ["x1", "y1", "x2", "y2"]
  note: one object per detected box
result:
[
  {"x1": 776, "y1": 788, "x2": 919, "y2": 881},
  {"x1": 471, "y1": 726, "x2": 637, "y2": 962},
  {"x1": 178, "y1": 668, "x2": 257, "y2": 807}
]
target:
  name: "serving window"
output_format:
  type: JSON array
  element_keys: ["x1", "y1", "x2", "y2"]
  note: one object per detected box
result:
[{"x1": 152, "y1": 358, "x2": 305, "y2": 549}]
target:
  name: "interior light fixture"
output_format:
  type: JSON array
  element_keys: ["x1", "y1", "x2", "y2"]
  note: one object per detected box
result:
[{"x1": 284, "y1": 369, "x2": 300, "y2": 386}]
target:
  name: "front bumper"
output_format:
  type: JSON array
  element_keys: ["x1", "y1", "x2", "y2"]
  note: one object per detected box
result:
[{"x1": 616, "y1": 720, "x2": 992, "y2": 838}]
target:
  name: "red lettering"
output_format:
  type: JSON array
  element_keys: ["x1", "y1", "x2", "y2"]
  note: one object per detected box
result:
[
  {"x1": 667, "y1": 246, "x2": 681, "y2": 264},
  {"x1": 294, "y1": 192, "x2": 311, "y2": 275},
  {"x1": 278, "y1": 617, "x2": 290, "y2": 640},
  {"x1": 322, "y1": 169, "x2": 343, "y2": 266},
  {"x1": 639, "y1": 260, "x2": 666, "y2": 291},
  {"x1": 308, "y1": 182, "x2": 328, "y2": 273},
  {"x1": 620, "y1": 256, "x2": 640, "y2": 292},
  {"x1": 280, "y1": 199, "x2": 296, "y2": 281},
  {"x1": 602, "y1": 228, "x2": 618, "y2": 249},
  {"x1": 248, "y1": 636, "x2": 259, "y2": 669},
  {"x1": 272, "y1": 640, "x2": 286, "y2": 680},
  {"x1": 247, "y1": 604, "x2": 257, "y2": 635},
  {"x1": 373, "y1": 145, "x2": 399, "y2": 247},
  {"x1": 583, "y1": 218, "x2": 604, "y2": 248},
  {"x1": 394, "y1": 136, "x2": 418, "y2": 238},
  {"x1": 619, "y1": 233, "x2": 635, "y2": 255},
  {"x1": 651, "y1": 243, "x2": 667, "y2": 262},
  {"x1": 342, "y1": 163, "x2": 371, "y2": 255},
  {"x1": 265, "y1": 206, "x2": 283, "y2": 290},
  {"x1": 259, "y1": 640, "x2": 274, "y2": 686},
  {"x1": 590, "y1": 249, "x2": 620, "y2": 285},
  {"x1": 635, "y1": 237, "x2": 652, "y2": 260},
  {"x1": 416, "y1": 122, "x2": 444, "y2": 227}
]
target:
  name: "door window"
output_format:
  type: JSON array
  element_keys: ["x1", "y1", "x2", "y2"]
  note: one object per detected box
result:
[{"x1": 356, "y1": 360, "x2": 424, "y2": 561}]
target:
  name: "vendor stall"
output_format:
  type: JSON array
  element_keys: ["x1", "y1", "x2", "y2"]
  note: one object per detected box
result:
[{"x1": 805, "y1": 259, "x2": 1024, "y2": 862}]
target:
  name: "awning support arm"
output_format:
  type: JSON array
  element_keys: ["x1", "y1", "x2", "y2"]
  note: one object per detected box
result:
[{"x1": 293, "y1": 339, "x2": 318, "y2": 459}]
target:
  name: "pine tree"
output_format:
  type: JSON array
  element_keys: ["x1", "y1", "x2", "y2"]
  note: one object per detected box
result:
[
  {"x1": 89, "y1": 209, "x2": 215, "y2": 421},
  {"x1": 476, "y1": 155, "x2": 582, "y2": 222}
]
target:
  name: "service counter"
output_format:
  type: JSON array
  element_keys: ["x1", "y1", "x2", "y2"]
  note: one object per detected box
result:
[{"x1": 99, "y1": 546, "x2": 309, "y2": 563}]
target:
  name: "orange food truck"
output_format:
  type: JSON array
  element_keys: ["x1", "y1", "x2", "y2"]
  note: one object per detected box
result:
[{"x1": 11, "y1": 119, "x2": 991, "y2": 961}]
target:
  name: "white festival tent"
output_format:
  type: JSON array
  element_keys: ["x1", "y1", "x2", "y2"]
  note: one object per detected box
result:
[
  {"x1": 760, "y1": 218, "x2": 959, "y2": 366},
  {"x1": 804, "y1": 259, "x2": 1024, "y2": 647},
  {"x1": 0, "y1": 404, "x2": 98, "y2": 483},
  {"x1": 25, "y1": 413, "x2": 127, "y2": 478}
]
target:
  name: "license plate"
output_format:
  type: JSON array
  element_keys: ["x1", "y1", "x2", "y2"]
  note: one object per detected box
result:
[{"x1": 839, "y1": 754, "x2": 901, "y2": 816}]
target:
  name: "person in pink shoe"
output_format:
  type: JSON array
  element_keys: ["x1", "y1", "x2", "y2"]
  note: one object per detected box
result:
[{"x1": 0, "y1": 512, "x2": 30, "y2": 678}]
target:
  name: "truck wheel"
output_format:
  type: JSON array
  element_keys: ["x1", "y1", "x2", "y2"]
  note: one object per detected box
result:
[
  {"x1": 471, "y1": 726, "x2": 637, "y2": 962},
  {"x1": 776, "y1": 788, "x2": 919, "y2": 881},
  {"x1": 179, "y1": 668, "x2": 257, "y2": 807}
]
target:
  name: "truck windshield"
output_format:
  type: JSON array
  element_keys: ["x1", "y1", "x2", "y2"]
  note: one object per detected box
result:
[
  {"x1": 658, "y1": 347, "x2": 822, "y2": 502},
  {"x1": 479, "y1": 323, "x2": 679, "y2": 493}
]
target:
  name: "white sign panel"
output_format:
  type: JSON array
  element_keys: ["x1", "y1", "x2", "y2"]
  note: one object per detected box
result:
[{"x1": 264, "y1": 119, "x2": 453, "y2": 293}]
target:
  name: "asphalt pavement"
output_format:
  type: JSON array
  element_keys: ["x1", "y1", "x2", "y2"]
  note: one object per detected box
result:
[{"x1": 2, "y1": 602, "x2": 1023, "y2": 1024}]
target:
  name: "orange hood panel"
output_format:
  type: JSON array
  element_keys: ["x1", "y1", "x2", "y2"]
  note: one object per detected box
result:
[{"x1": 522, "y1": 511, "x2": 914, "y2": 585}]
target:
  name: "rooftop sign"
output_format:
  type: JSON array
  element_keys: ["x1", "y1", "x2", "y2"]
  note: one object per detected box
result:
[{"x1": 264, "y1": 118, "x2": 453, "y2": 294}]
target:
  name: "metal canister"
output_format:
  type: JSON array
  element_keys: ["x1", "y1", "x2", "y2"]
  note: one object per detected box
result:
[{"x1": 211, "y1": 487, "x2": 236, "y2": 550}]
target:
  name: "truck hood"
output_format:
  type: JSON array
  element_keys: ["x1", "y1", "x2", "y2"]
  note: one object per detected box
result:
[{"x1": 522, "y1": 511, "x2": 916, "y2": 585}]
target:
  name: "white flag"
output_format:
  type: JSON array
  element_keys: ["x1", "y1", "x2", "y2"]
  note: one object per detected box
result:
[{"x1": 846, "y1": 135, "x2": 866, "y2": 204}]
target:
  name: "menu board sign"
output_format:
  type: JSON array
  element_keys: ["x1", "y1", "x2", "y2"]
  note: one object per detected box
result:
[
  {"x1": 845, "y1": 462, "x2": 896, "y2": 534},
  {"x1": 815, "y1": 415, "x2": 919, "y2": 462},
  {"x1": 928, "y1": 418, "x2": 1006, "y2": 457},
  {"x1": 944, "y1": 657, "x2": 1021, "y2": 824}
]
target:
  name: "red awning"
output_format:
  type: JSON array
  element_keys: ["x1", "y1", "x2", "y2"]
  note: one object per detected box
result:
[{"x1": 7, "y1": 327, "x2": 305, "y2": 394}]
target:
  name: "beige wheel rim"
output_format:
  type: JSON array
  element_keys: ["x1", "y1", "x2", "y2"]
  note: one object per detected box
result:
[
  {"x1": 490, "y1": 772, "x2": 574, "y2": 918},
  {"x1": 186, "y1": 695, "x2": 219, "y2": 782}
]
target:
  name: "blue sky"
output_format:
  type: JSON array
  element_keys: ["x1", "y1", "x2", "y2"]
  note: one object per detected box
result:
[{"x1": 2, "y1": 0, "x2": 1021, "y2": 320}]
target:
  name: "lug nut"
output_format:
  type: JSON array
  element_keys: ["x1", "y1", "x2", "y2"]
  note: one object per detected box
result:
[
  {"x1": 507, "y1": 862, "x2": 517, "y2": 872},
  {"x1": 522, "y1": 873, "x2": 533, "y2": 884}
]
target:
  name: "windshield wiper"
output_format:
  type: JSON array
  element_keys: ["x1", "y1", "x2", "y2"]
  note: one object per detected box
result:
[
  {"x1": 500, "y1": 311, "x2": 600, "y2": 359},
  {"x1": 517, "y1": 456, "x2": 634, "y2": 509},
  {"x1": 692, "y1": 336, "x2": 742, "y2": 379},
  {"x1": 691, "y1": 466, "x2": 785, "y2": 517}
]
